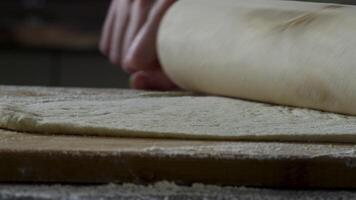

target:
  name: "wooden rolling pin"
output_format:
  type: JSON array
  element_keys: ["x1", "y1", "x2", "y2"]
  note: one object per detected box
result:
[{"x1": 158, "y1": 0, "x2": 356, "y2": 115}]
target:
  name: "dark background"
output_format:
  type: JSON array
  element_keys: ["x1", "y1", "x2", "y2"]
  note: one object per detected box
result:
[
  {"x1": 0, "y1": 0, "x2": 354, "y2": 88},
  {"x1": 0, "y1": 0, "x2": 129, "y2": 88}
]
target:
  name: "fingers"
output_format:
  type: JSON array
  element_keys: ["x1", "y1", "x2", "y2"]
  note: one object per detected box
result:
[
  {"x1": 122, "y1": 0, "x2": 155, "y2": 61},
  {"x1": 109, "y1": 0, "x2": 132, "y2": 65},
  {"x1": 100, "y1": 0, "x2": 178, "y2": 91},
  {"x1": 123, "y1": 0, "x2": 176, "y2": 72},
  {"x1": 130, "y1": 70, "x2": 177, "y2": 91},
  {"x1": 99, "y1": 0, "x2": 118, "y2": 55}
]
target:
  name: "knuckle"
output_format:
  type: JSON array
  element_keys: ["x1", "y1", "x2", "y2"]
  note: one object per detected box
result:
[
  {"x1": 109, "y1": 54, "x2": 121, "y2": 66},
  {"x1": 122, "y1": 54, "x2": 135, "y2": 70},
  {"x1": 99, "y1": 44, "x2": 107, "y2": 56}
]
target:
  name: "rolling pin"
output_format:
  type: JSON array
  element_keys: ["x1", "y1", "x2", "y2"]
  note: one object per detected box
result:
[{"x1": 158, "y1": 0, "x2": 356, "y2": 115}]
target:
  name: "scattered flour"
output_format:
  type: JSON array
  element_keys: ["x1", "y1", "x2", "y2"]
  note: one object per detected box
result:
[{"x1": 0, "y1": 182, "x2": 356, "y2": 200}]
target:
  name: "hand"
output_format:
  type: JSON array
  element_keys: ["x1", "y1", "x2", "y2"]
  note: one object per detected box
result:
[{"x1": 100, "y1": 0, "x2": 178, "y2": 90}]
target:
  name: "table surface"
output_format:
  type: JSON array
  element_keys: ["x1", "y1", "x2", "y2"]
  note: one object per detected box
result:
[{"x1": 1, "y1": 183, "x2": 356, "y2": 200}]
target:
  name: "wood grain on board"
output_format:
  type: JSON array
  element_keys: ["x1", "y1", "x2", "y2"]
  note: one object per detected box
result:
[{"x1": 1, "y1": 129, "x2": 356, "y2": 188}]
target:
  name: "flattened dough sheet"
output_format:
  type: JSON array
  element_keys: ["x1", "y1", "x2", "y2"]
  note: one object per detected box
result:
[
  {"x1": 158, "y1": 0, "x2": 356, "y2": 115},
  {"x1": 0, "y1": 86, "x2": 356, "y2": 143}
]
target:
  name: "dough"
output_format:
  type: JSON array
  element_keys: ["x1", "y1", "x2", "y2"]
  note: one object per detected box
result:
[
  {"x1": 158, "y1": 0, "x2": 356, "y2": 115},
  {"x1": 1, "y1": 86, "x2": 356, "y2": 143}
]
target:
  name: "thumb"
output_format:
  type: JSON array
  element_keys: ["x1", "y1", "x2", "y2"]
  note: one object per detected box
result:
[{"x1": 130, "y1": 70, "x2": 177, "y2": 91}]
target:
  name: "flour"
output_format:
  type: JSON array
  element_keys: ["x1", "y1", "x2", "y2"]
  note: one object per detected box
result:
[{"x1": 0, "y1": 182, "x2": 356, "y2": 200}]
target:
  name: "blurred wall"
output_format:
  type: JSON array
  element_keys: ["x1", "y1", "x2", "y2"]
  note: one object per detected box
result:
[{"x1": 0, "y1": 0, "x2": 129, "y2": 88}]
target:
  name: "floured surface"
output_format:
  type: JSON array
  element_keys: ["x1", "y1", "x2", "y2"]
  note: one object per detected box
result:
[
  {"x1": 1, "y1": 182, "x2": 356, "y2": 200},
  {"x1": 0, "y1": 86, "x2": 356, "y2": 143}
]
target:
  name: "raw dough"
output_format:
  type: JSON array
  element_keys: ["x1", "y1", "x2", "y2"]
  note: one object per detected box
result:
[
  {"x1": 1, "y1": 86, "x2": 356, "y2": 143},
  {"x1": 158, "y1": 0, "x2": 356, "y2": 115}
]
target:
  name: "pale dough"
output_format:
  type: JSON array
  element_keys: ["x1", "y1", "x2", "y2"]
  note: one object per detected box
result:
[
  {"x1": 158, "y1": 0, "x2": 356, "y2": 115},
  {"x1": 1, "y1": 86, "x2": 356, "y2": 143}
]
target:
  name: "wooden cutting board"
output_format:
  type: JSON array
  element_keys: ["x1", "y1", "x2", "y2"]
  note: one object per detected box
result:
[
  {"x1": 1, "y1": 86, "x2": 356, "y2": 188},
  {"x1": 1, "y1": 129, "x2": 356, "y2": 188}
]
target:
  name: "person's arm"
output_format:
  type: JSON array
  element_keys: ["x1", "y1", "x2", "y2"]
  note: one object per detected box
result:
[{"x1": 100, "y1": 0, "x2": 177, "y2": 90}]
